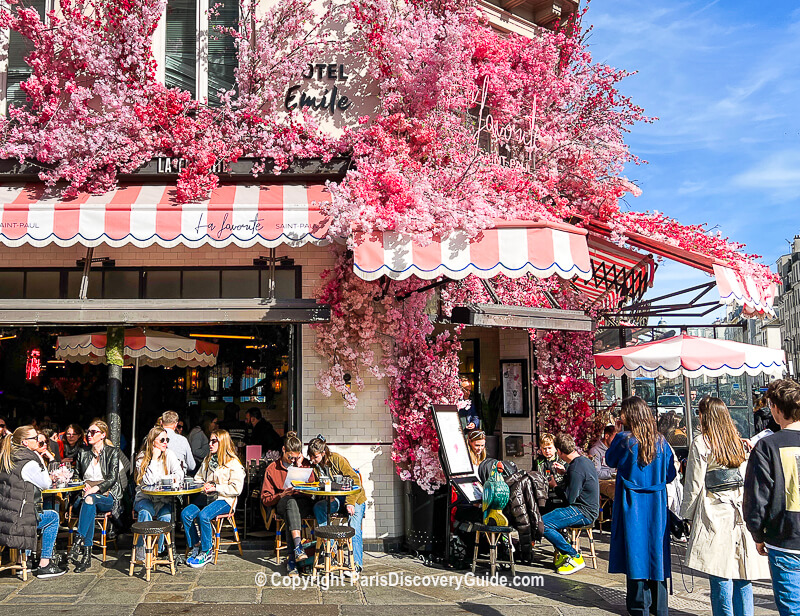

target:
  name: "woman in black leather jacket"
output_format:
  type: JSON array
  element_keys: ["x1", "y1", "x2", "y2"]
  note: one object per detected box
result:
[{"x1": 67, "y1": 420, "x2": 121, "y2": 572}]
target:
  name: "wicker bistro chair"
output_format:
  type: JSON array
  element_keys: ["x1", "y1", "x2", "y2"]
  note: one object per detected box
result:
[
  {"x1": 567, "y1": 524, "x2": 597, "y2": 569},
  {"x1": 0, "y1": 546, "x2": 28, "y2": 581},
  {"x1": 471, "y1": 524, "x2": 516, "y2": 577},
  {"x1": 211, "y1": 507, "x2": 244, "y2": 564},
  {"x1": 66, "y1": 508, "x2": 117, "y2": 561},
  {"x1": 313, "y1": 524, "x2": 356, "y2": 582},
  {"x1": 129, "y1": 520, "x2": 175, "y2": 581},
  {"x1": 261, "y1": 504, "x2": 316, "y2": 563}
]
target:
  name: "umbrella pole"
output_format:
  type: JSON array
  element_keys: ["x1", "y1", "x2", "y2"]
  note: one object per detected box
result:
[
  {"x1": 131, "y1": 357, "x2": 140, "y2": 460},
  {"x1": 684, "y1": 374, "x2": 693, "y2": 442}
]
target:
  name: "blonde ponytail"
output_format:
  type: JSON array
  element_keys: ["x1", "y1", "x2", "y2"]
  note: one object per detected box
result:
[{"x1": 0, "y1": 425, "x2": 37, "y2": 474}]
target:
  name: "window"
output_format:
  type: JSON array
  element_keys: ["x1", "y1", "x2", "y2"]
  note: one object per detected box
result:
[
  {"x1": 1, "y1": 0, "x2": 48, "y2": 114},
  {"x1": 160, "y1": 0, "x2": 238, "y2": 105}
]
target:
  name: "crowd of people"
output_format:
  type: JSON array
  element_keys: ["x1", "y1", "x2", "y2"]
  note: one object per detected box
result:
[{"x1": 0, "y1": 406, "x2": 364, "y2": 580}]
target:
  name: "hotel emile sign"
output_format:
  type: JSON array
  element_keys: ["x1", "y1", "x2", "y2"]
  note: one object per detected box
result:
[{"x1": 284, "y1": 62, "x2": 353, "y2": 115}]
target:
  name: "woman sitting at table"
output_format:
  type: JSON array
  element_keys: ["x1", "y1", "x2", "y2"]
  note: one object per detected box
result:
[
  {"x1": 0, "y1": 425, "x2": 65, "y2": 578},
  {"x1": 60, "y1": 424, "x2": 86, "y2": 463},
  {"x1": 308, "y1": 435, "x2": 366, "y2": 574},
  {"x1": 260, "y1": 431, "x2": 314, "y2": 576},
  {"x1": 133, "y1": 426, "x2": 184, "y2": 562},
  {"x1": 68, "y1": 419, "x2": 122, "y2": 573},
  {"x1": 182, "y1": 429, "x2": 244, "y2": 569}
]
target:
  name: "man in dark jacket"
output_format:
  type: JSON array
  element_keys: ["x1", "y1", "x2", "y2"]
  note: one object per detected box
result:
[
  {"x1": 744, "y1": 379, "x2": 800, "y2": 616},
  {"x1": 541, "y1": 433, "x2": 599, "y2": 576},
  {"x1": 245, "y1": 408, "x2": 283, "y2": 452}
]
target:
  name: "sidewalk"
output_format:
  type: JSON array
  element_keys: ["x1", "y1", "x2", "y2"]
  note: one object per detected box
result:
[{"x1": 0, "y1": 534, "x2": 778, "y2": 615}]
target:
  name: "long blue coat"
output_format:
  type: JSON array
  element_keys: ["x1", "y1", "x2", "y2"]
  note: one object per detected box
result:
[{"x1": 606, "y1": 431, "x2": 676, "y2": 580}]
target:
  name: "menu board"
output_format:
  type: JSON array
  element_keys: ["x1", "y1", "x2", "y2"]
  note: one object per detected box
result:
[{"x1": 432, "y1": 405, "x2": 474, "y2": 476}]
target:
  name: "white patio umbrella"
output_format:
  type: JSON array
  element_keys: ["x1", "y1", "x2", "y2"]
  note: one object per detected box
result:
[
  {"x1": 594, "y1": 334, "x2": 786, "y2": 437},
  {"x1": 56, "y1": 328, "x2": 219, "y2": 458}
]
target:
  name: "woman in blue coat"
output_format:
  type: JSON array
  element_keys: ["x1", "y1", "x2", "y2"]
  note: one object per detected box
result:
[{"x1": 606, "y1": 396, "x2": 677, "y2": 616}]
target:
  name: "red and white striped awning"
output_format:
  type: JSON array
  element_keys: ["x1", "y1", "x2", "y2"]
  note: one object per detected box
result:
[
  {"x1": 571, "y1": 235, "x2": 655, "y2": 310},
  {"x1": 0, "y1": 183, "x2": 332, "y2": 248},
  {"x1": 714, "y1": 264, "x2": 777, "y2": 319},
  {"x1": 352, "y1": 220, "x2": 592, "y2": 282}
]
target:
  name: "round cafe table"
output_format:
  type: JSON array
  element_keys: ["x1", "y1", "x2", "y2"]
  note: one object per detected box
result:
[
  {"x1": 42, "y1": 482, "x2": 85, "y2": 495},
  {"x1": 141, "y1": 485, "x2": 203, "y2": 566}
]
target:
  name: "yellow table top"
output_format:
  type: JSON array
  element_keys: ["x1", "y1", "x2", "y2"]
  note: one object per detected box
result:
[
  {"x1": 42, "y1": 483, "x2": 84, "y2": 494},
  {"x1": 292, "y1": 486, "x2": 361, "y2": 497},
  {"x1": 141, "y1": 486, "x2": 204, "y2": 497}
]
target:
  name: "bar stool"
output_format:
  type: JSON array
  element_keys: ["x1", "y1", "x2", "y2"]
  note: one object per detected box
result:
[
  {"x1": 0, "y1": 546, "x2": 27, "y2": 581},
  {"x1": 211, "y1": 510, "x2": 244, "y2": 564},
  {"x1": 262, "y1": 505, "x2": 316, "y2": 563},
  {"x1": 567, "y1": 525, "x2": 597, "y2": 569},
  {"x1": 129, "y1": 521, "x2": 175, "y2": 581},
  {"x1": 471, "y1": 524, "x2": 515, "y2": 577},
  {"x1": 313, "y1": 525, "x2": 356, "y2": 582}
]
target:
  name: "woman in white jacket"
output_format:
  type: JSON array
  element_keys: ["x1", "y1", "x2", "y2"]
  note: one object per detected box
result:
[
  {"x1": 134, "y1": 426, "x2": 184, "y2": 561},
  {"x1": 181, "y1": 429, "x2": 244, "y2": 568},
  {"x1": 680, "y1": 397, "x2": 769, "y2": 616}
]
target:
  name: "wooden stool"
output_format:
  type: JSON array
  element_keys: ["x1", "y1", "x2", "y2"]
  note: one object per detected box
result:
[
  {"x1": 567, "y1": 525, "x2": 597, "y2": 569},
  {"x1": 67, "y1": 508, "x2": 117, "y2": 560},
  {"x1": 129, "y1": 521, "x2": 175, "y2": 581},
  {"x1": 313, "y1": 525, "x2": 356, "y2": 583},
  {"x1": 211, "y1": 511, "x2": 244, "y2": 564},
  {"x1": 0, "y1": 546, "x2": 27, "y2": 581},
  {"x1": 262, "y1": 505, "x2": 316, "y2": 564},
  {"x1": 596, "y1": 496, "x2": 612, "y2": 533},
  {"x1": 471, "y1": 524, "x2": 515, "y2": 577}
]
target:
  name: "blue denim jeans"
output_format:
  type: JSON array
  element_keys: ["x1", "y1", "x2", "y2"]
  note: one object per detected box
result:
[
  {"x1": 75, "y1": 493, "x2": 115, "y2": 548},
  {"x1": 134, "y1": 499, "x2": 172, "y2": 551},
  {"x1": 768, "y1": 549, "x2": 800, "y2": 616},
  {"x1": 38, "y1": 510, "x2": 60, "y2": 560},
  {"x1": 709, "y1": 576, "x2": 753, "y2": 616},
  {"x1": 314, "y1": 496, "x2": 366, "y2": 567},
  {"x1": 181, "y1": 499, "x2": 231, "y2": 552},
  {"x1": 541, "y1": 505, "x2": 591, "y2": 558}
]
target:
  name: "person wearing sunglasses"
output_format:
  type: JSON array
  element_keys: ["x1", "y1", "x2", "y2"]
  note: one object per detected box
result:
[
  {"x1": 0, "y1": 425, "x2": 66, "y2": 578},
  {"x1": 68, "y1": 420, "x2": 121, "y2": 573},
  {"x1": 0, "y1": 417, "x2": 8, "y2": 439},
  {"x1": 60, "y1": 424, "x2": 86, "y2": 463},
  {"x1": 35, "y1": 430, "x2": 60, "y2": 464},
  {"x1": 261, "y1": 431, "x2": 313, "y2": 576},
  {"x1": 133, "y1": 427, "x2": 184, "y2": 562},
  {"x1": 182, "y1": 429, "x2": 244, "y2": 568}
]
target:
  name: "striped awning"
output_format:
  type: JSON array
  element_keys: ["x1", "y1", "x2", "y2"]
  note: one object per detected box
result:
[
  {"x1": 714, "y1": 264, "x2": 777, "y2": 319},
  {"x1": 571, "y1": 235, "x2": 656, "y2": 310},
  {"x1": 351, "y1": 220, "x2": 592, "y2": 282},
  {"x1": 0, "y1": 183, "x2": 332, "y2": 248}
]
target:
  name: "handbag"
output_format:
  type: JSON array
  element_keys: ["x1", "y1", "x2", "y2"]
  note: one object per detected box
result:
[
  {"x1": 705, "y1": 468, "x2": 744, "y2": 494},
  {"x1": 668, "y1": 509, "x2": 690, "y2": 540}
]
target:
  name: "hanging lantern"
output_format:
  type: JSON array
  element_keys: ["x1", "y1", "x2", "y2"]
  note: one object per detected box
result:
[
  {"x1": 26, "y1": 349, "x2": 41, "y2": 380},
  {"x1": 271, "y1": 377, "x2": 283, "y2": 393}
]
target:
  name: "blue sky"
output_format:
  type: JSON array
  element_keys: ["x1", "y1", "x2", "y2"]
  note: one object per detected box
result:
[{"x1": 585, "y1": 1, "x2": 800, "y2": 323}]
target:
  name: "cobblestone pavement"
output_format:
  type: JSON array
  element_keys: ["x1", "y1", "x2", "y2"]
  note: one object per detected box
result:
[{"x1": 0, "y1": 535, "x2": 778, "y2": 615}]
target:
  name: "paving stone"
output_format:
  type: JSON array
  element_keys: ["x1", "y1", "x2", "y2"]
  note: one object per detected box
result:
[
  {"x1": 135, "y1": 605, "x2": 338, "y2": 616},
  {"x1": 17, "y1": 575, "x2": 95, "y2": 595},
  {"x1": 321, "y1": 590, "x2": 364, "y2": 604},
  {"x1": 143, "y1": 591, "x2": 194, "y2": 602},
  {"x1": 196, "y1": 570, "x2": 263, "y2": 587},
  {"x1": 192, "y1": 586, "x2": 259, "y2": 603},
  {"x1": 148, "y1": 582, "x2": 194, "y2": 592},
  {"x1": 361, "y1": 584, "x2": 443, "y2": 605},
  {"x1": 82, "y1": 580, "x2": 149, "y2": 604},
  {"x1": 0, "y1": 584, "x2": 19, "y2": 600},
  {"x1": 260, "y1": 587, "x2": 322, "y2": 604},
  {"x1": 5, "y1": 595, "x2": 79, "y2": 605}
]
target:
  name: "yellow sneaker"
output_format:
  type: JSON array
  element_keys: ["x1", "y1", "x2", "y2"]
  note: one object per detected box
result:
[
  {"x1": 557, "y1": 553, "x2": 585, "y2": 575},
  {"x1": 553, "y1": 551, "x2": 569, "y2": 569}
]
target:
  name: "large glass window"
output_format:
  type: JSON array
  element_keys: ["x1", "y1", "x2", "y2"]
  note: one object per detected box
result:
[
  {"x1": 25, "y1": 271, "x2": 60, "y2": 298},
  {"x1": 145, "y1": 270, "x2": 181, "y2": 299},
  {"x1": 183, "y1": 270, "x2": 220, "y2": 298},
  {"x1": 5, "y1": 0, "x2": 46, "y2": 109},
  {"x1": 208, "y1": 0, "x2": 238, "y2": 106},
  {"x1": 165, "y1": 0, "x2": 197, "y2": 98}
]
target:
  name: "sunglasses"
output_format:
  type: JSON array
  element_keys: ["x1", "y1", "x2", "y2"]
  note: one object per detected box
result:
[
  {"x1": 0, "y1": 424, "x2": 6, "y2": 428},
  {"x1": 209, "y1": 438, "x2": 219, "y2": 444},
  {"x1": 156, "y1": 437, "x2": 170, "y2": 444},
  {"x1": 86, "y1": 429, "x2": 103, "y2": 436},
  {"x1": 37, "y1": 439, "x2": 47, "y2": 446}
]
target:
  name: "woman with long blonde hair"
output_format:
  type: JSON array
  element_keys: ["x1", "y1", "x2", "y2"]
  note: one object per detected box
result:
[
  {"x1": 132, "y1": 426, "x2": 184, "y2": 561},
  {"x1": 681, "y1": 397, "x2": 768, "y2": 616},
  {"x1": 606, "y1": 396, "x2": 676, "y2": 616},
  {"x1": 69, "y1": 419, "x2": 122, "y2": 573},
  {"x1": 467, "y1": 429, "x2": 487, "y2": 468},
  {"x1": 181, "y1": 429, "x2": 244, "y2": 568},
  {"x1": 0, "y1": 426, "x2": 65, "y2": 578}
]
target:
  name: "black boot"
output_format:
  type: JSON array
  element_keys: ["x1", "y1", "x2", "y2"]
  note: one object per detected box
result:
[
  {"x1": 73, "y1": 546, "x2": 91, "y2": 573},
  {"x1": 68, "y1": 536, "x2": 84, "y2": 565}
]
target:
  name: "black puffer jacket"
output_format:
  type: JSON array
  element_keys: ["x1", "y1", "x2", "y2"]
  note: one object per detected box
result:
[
  {"x1": 0, "y1": 447, "x2": 44, "y2": 551},
  {"x1": 477, "y1": 459, "x2": 548, "y2": 562}
]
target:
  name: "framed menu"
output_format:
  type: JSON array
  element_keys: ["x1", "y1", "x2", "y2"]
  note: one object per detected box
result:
[
  {"x1": 500, "y1": 359, "x2": 529, "y2": 418},
  {"x1": 431, "y1": 404, "x2": 475, "y2": 476}
]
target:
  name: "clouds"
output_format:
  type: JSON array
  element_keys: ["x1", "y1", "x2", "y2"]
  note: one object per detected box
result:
[{"x1": 733, "y1": 150, "x2": 800, "y2": 200}]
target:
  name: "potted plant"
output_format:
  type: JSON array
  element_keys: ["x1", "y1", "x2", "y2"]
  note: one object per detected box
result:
[{"x1": 481, "y1": 385, "x2": 502, "y2": 458}]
